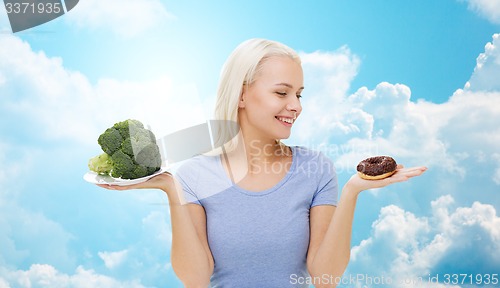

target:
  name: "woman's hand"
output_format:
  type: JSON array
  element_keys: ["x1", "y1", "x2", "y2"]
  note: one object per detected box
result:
[
  {"x1": 345, "y1": 164, "x2": 427, "y2": 195},
  {"x1": 97, "y1": 172, "x2": 185, "y2": 204}
]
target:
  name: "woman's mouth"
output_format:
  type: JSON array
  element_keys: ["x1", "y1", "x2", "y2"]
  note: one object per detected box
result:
[{"x1": 275, "y1": 116, "x2": 294, "y2": 126}]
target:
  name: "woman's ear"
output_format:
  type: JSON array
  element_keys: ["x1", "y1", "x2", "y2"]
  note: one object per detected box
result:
[{"x1": 238, "y1": 85, "x2": 246, "y2": 108}]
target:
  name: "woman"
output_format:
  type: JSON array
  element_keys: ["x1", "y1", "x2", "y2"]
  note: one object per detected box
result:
[{"x1": 101, "y1": 39, "x2": 427, "y2": 288}]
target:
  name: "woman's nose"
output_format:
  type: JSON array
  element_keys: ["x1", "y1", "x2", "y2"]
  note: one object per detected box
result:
[{"x1": 286, "y1": 97, "x2": 302, "y2": 113}]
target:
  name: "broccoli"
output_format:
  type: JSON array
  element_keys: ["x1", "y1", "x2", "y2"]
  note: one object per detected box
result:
[
  {"x1": 113, "y1": 119, "x2": 144, "y2": 139},
  {"x1": 88, "y1": 119, "x2": 162, "y2": 179},
  {"x1": 98, "y1": 127, "x2": 123, "y2": 155},
  {"x1": 88, "y1": 153, "x2": 113, "y2": 175},
  {"x1": 121, "y1": 129, "x2": 153, "y2": 157},
  {"x1": 110, "y1": 150, "x2": 136, "y2": 179},
  {"x1": 136, "y1": 143, "x2": 162, "y2": 174}
]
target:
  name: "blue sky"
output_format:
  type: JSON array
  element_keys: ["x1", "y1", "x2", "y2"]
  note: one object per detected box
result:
[{"x1": 0, "y1": 0, "x2": 499, "y2": 287}]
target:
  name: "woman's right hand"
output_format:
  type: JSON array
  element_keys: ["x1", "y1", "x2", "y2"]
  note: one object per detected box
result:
[
  {"x1": 345, "y1": 164, "x2": 427, "y2": 196},
  {"x1": 97, "y1": 172, "x2": 185, "y2": 204}
]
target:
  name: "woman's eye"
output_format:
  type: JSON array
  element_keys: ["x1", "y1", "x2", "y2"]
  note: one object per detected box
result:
[
  {"x1": 296, "y1": 94, "x2": 302, "y2": 99},
  {"x1": 275, "y1": 92, "x2": 287, "y2": 96}
]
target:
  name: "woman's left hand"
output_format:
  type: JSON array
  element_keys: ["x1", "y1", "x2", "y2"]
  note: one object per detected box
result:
[{"x1": 345, "y1": 164, "x2": 428, "y2": 195}]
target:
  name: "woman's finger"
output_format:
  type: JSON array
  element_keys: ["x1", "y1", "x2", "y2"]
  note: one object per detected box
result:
[
  {"x1": 397, "y1": 166, "x2": 427, "y2": 175},
  {"x1": 390, "y1": 166, "x2": 427, "y2": 181}
]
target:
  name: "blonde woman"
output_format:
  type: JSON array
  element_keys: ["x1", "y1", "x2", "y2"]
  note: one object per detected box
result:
[{"x1": 101, "y1": 39, "x2": 426, "y2": 288}]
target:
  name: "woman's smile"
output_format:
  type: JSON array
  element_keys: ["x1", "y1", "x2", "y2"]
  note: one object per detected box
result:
[{"x1": 275, "y1": 115, "x2": 295, "y2": 126}]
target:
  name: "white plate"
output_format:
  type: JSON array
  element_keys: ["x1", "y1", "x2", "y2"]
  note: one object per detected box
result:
[{"x1": 83, "y1": 167, "x2": 169, "y2": 186}]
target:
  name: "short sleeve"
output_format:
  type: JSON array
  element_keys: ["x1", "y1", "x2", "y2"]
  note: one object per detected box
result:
[
  {"x1": 311, "y1": 152, "x2": 338, "y2": 207},
  {"x1": 174, "y1": 160, "x2": 202, "y2": 206}
]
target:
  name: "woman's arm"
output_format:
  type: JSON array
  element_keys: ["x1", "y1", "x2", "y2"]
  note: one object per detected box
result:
[
  {"x1": 168, "y1": 189, "x2": 214, "y2": 288},
  {"x1": 306, "y1": 188, "x2": 357, "y2": 288},
  {"x1": 99, "y1": 173, "x2": 214, "y2": 288},
  {"x1": 307, "y1": 165, "x2": 427, "y2": 288}
]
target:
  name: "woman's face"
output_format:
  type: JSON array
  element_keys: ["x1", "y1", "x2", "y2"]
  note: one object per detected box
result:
[{"x1": 238, "y1": 56, "x2": 303, "y2": 141}]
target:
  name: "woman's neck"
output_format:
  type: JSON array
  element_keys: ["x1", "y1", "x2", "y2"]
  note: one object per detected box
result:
[{"x1": 224, "y1": 133, "x2": 290, "y2": 175}]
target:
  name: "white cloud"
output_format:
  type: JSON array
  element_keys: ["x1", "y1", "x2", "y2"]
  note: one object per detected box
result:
[
  {"x1": 300, "y1": 46, "x2": 360, "y2": 100},
  {"x1": 0, "y1": 5, "x2": 10, "y2": 33},
  {"x1": 349, "y1": 195, "x2": 500, "y2": 287},
  {"x1": 462, "y1": 0, "x2": 500, "y2": 24},
  {"x1": 466, "y1": 33, "x2": 500, "y2": 91},
  {"x1": 292, "y1": 46, "x2": 361, "y2": 145},
  {"x1": 0, "y1": 264, "x2": 144, "y2": 288},
  {"x1": 98, "y1": 250, "x2": 128, "y2": 270},
  {"x1": 0, "y1": 34, "x2": 205, "y2": 146},
  {"x1": 0, "y1": 278, "x2": 9, "y2": 288},
  {"x1": 67, "y1": 0, "x2": 174, "y2": 37}
]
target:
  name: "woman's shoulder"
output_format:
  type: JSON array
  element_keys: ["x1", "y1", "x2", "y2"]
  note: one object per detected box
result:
[
  {"x1": 291, "y1": 146, "x2": 337, "y2": 180},
  {"x1": 174, "y1": 153, "x2": 220, "y2": 178}
]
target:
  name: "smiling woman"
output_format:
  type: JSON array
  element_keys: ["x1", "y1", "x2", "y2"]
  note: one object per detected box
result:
[{"x1": 98, "y1": 38, "x2": 427, "y2": 288}]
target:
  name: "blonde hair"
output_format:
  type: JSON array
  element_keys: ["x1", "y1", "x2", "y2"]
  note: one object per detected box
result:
[{"x1": 211, "y1": 38, "x2": 301, "y2": 152}]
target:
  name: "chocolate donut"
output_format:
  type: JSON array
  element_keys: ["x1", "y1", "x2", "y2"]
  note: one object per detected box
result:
[{"x1": 357, "y1": 156, "x2": 397, "y2": 180}]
